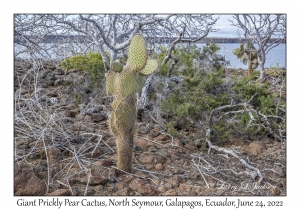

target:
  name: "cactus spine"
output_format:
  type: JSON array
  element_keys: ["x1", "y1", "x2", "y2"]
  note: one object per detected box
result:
[
  {"x1": 232, "y1": 42, "x2": 259, "y2": 77},
  {"x1": 106, "y1": 34, "x2": 158, "y2": 173}
]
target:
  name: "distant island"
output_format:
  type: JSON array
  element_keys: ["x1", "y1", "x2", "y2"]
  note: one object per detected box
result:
[
  {"x1": 148, "y1": 37, "x2": 286, "y2": 44},
  {"x1": 14, "y1": 35, "x2": 286, "y2": 44},
  {"x1": 199, "y1": 37, "x2": 286, "y2": 44}
]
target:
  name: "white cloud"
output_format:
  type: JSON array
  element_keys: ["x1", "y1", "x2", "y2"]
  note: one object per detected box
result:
[{"x1": 208, "y1": 15, "x2": 239, "y2": 38}]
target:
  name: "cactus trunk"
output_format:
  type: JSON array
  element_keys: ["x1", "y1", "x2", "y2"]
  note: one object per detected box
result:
[
  {"x1": 247, "y1": 51, "x2": 253, "y2": 77},
  {"x1": 116, "y1": 135, "x2": 134, "y2": 172},
  {"x1": 109, "y1": 96, "x2": 137, "y2": 173},
  {"x1": 247, "y1": 59, "x2": 253, "y2": 78}
]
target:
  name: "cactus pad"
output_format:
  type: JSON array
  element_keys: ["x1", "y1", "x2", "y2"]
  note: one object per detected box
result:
[
  {"x1": 111, "y1": 61, "x2": 123, "y2": 72},
  {"x1": 109, "y1": 109, "x2": 118, "y2": 137},
  {"x1": 106, "y1": 70, "x2": 118, "y2": 95},
  {"x1": 232, "y1": 48, "x2": 243, "y2": 59},
  {"x1": 117, "y1": 69, "x2": 138, "y2": 96},
  {"x1": 251, "y1": 58, "x2": 258, "y2": 64},
  {"x1": 126, "y1": 34, "x2": 147, "y2": 72},
  {"x1": 232, "y1": 48, "x2": 240, "y2": 55},
  {"x1": 251, "y1": 59, "x2": 259, "y2": 69},
  {"x1": 139, "y1": 59, "x2": 159, "y2": 76},
  {"x1": 252, "y1": 63, "x2": 259, "y2": 69}
]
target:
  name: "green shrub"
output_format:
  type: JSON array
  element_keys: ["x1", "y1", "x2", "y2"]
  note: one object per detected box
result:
[
  {"x1": 153, "y1": 46, "x2": 171, "y2": 76},
  {"x1": 160, "y1": 64, "x2": 169, "y2": 76},
  {"x1": 232, "y1": 77, "x2": 276, "y2": 115},
  {"x1": 159, "y1": 43, "x2": 285, "y2": 144},
  {"x1": 154, "y1": 43, "x2": 228, "y2": 78},
  {"x1": 161, "y1": 43, "x2": 230, "y2": 144},
  {"x1": 230, "y1": 75, "x2": 285, "y2": 138},
  {"x1": 61, "y1": 52, "x2": 105, "y2": 90},
  {"x1": 162, "y1": 68, "x2": 230, "y2": 143}
]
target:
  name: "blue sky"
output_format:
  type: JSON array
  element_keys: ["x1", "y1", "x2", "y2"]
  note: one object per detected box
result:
[{"x1": 208, "y1": 15, "x2": 239, "y2": 38}]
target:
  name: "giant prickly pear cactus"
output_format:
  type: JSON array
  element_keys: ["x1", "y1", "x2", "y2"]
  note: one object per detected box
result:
[
  {"x1": 106, "y1": 34, "x2": 159, "y2": 173},
  {"x1": 232, "y1": 42, "x2": 259, "y2": 77}
]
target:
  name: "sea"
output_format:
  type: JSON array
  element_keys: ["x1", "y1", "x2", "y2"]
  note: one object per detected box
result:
[
  {"x1": 14, "y1": 43, "x2": 286, "y2": 70},
  {"x1": 193, "y1": 43, "x2": 286, "y2": 69},
  {"x1": 213, "y1": 43, "x2": 286, "y2": 69}
]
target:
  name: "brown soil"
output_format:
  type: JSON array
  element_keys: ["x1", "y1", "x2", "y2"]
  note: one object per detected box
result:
[{"x1": 14, "y1": 62, "x2": 286, "y2": 196}]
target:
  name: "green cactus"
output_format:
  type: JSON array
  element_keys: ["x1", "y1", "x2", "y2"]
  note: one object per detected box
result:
[
  {"x1": 114, "y1": 99, "x2": 137, "y2": 134},
  {"x1": 126, "y1": 34, "x2": 147, "y2": 72},
  {"x1": 105, "y1": 33, "x2": 159, "y2": 173},
  {"x1": 110, "y1": 61, "x2": 123, "y2": 72},
  {"x1": 118, "y1": 69, "x2": 138, "y2": 96},
  {"x1": 233, "y1": 42, "x2": 259, "y2": 77},
  {"x1": 106, "y1": 70, "x2": 118, "y2": 95},
  {"x1": 232, "y1": 44, "x2": 244, "y2": 59},
  {"x1": 139, "y1": 59, "x2": 159, "y2": 76}
]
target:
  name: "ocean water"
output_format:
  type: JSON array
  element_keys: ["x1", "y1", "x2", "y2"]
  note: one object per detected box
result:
[
  {"x1": 15, "y1": 43, "x2": 286, "y2": 69},
  {"x1": 209, "y1": 43, "x2": 286, "y2": 69}
]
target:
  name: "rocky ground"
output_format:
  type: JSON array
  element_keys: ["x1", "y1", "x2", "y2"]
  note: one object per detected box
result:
[{"x1": 14, "y1": 60, "x2": 286, "y2": 196}]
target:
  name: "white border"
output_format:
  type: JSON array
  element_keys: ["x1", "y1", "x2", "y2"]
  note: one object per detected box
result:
[{"x1": 2, "y1": 1, "x2": 296, "y2": 209}]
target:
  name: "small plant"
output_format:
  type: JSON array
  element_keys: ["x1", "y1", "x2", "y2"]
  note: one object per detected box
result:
[
  {"x1": 61, "y1": 52, "x2": 106, "y2": 90},
  {"x1": 267, "y1": 64, "x2": 286, "y2": 77},
  {"x1": 106, "y1": 34, "x2": 158, "y2": 173},
  {"x1": 74, "y1": 92, "x2": 82, "y2": 106}
]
